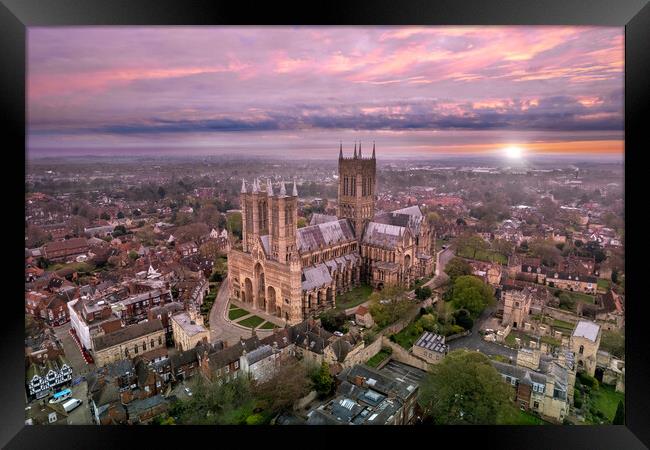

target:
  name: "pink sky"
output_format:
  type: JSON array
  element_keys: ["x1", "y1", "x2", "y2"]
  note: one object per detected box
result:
[{"x1": 27, "y1": 26, "x2": 624, "y2": 158}]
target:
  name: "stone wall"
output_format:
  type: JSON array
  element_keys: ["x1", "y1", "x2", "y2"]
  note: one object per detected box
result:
[{"x1": 380, "y1": 337, "x2": 430, "y2": 372}]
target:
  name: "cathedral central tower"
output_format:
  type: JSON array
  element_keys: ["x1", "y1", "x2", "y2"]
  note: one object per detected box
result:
[{"x1": 337, "y1": 142, "x2": 376, "y2": 239}]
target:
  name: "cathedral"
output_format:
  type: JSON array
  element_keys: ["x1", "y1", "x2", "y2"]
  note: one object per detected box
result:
[{"x1": 227, "y1": 143, "x2": 435, "y2": 324}]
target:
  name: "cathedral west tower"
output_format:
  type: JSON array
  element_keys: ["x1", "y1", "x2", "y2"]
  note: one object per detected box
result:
[{"x1": 337, "y1": 142, "x2": 376, "y2": 240}]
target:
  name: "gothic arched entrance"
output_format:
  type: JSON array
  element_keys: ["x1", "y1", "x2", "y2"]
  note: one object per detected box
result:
[
  {"x1": 254, "y1": 263, "x2": 265, "y2": 310},
  {"x1": 244, "y1": 278, "x2": 253, "y2": 305},
  {"x1": 267, "y1": 286, "x2": 277, "y2": 316}
]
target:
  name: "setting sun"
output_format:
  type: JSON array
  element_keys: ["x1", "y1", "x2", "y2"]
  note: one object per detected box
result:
[{"x1": 504, "y1": 145, "x2": 524, "y2": 159}]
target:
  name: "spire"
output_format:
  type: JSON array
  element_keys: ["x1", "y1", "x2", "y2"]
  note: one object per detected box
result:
[
  {"x1": 252, "y1": 178, "x2": 259, "y2": 193},
  {"x1": 279, "y1": 180, "x2": 286, "y2": 196},
  {"x1": 354, "y1": 141, "x2": 357, "y2": 158},
  {"x1": 339, "y1": 142, "x2": 343, "y2": 159},
  {"x1": 292, "y1": 180, "x2": 298, "y2": 197},
  {"x1": 241, "y1": 179, "x2": 247, "y2": 193},
  {"x1": 358, "y1": 141, "x2": 362, "y2": 158},
  {"x1": 267, "y1": 178, "x2": 274, "y2": 196},
  {"x1": 372, "y1": 141, "x2": 376, "y2": 159}
]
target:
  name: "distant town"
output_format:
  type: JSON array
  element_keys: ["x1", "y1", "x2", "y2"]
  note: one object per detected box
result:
[{"x1": 25, "y1": 149, "x2": 624, "y2": 426}]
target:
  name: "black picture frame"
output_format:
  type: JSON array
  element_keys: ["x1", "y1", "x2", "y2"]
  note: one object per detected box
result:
[{"x1": 2, "y1": 0, "x2": 648, "y2": 448}]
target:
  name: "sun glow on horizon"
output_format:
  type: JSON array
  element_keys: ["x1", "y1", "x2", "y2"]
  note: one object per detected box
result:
[{"x1": 504, "y1": 145, "x2": 524, "y2": 159}]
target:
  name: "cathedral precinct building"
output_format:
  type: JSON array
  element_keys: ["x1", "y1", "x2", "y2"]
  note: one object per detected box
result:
[{"x1": 227, "y1": 143, "x2": 435, "y2": 324}]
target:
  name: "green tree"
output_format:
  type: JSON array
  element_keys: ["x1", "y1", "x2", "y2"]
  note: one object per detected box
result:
[
  {"x1": 444, "y1": 257, "x2": 472, "y2": 282},
  {"x1": 414, "y1": 286, "x2": 432, "y2": 301},
  {"x1": 310, "y1": 362, "x2": 334, "y2": 398},
  {"x1": 100, "y1": 212, "x2": 111, "y2": 221},
  {"x1": 417, "y1": 350, "x2": 517, "y2": 424},
  {"x1": 128, "y1": 250, "x2": 139, "y2": 261},
  {"x1": 172, "y1": 375, "x2": 254, "y2": 425},
  {"x1": 613, "y1": 400, "x2": 625, "y2": 425},
  {"x1": 297, "y1": 217, "x2": 308, "y2": 228},
  {"x1": 449, "y1": 275, "x2": 494, "y2": 318},
  {"x1": 252, "y1": 359, "x2": 311, "y2": 414},
  {"x1": 112, "y1": 225, "x2": 127, "y2": 237},
  {"x1": 227, "y1": 212, "x2": 243, "y2": 240},
  {"x1": 117, "y1": 211, "x2": 125, "y2": 219},
  {"x1": 368, "y1": 286, "x2": 411, "y2": 328}
]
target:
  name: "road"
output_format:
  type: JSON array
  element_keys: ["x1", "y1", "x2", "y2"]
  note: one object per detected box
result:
[
  {"x1": 53, "y1": 322, "x2": 95, "y2": 377},
  {"x1": 208, "y1": 277, "x2": 274, "y2": 346},
  {"x1": 447, "y1": 305, "x2": 516, "y2": 360}
]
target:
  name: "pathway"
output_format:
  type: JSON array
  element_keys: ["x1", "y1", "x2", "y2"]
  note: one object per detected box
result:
[{"x1": 208, "y1": 277, "x2": 275, "y2": 346}]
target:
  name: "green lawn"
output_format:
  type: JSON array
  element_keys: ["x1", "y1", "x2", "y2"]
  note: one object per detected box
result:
[
  {"x1": 366, "y1": 348, "x2": 392, "y2": 368},
  {"x1": 587, "y1": 385, "x2": 624, "y2": 423},
  {"x1": 391, "y1": 321, "x2": 424, "y2": 350},
  {"x1": 457, "y1": 247, "x2": 508, "y2": 264},
  {"x1": 505, "y1": 330, "x2": 560, "y2": 349},
  {"x1": 597, "y1": 278, "x2": 611, "y2": 291},
  {"x1": 551, "y1": 319, "x2": 575, "y2": 332},
  {"x1": 228, "y1": 308, "x2": 249, "y2": 320},
  {"x1": 258, "y1": 321, "x2": 278, "y2": 330},
  {"x1": 509, "y1": 410, "x2": 550, "y2": 425},
  {"x1": 237, "y1": 315, "x2": 265, "y2": 329},
  {"x1": 335, "y1": 284, "x2": 373, "y2": 310},
  {"x1": 229, "y1": 303, "x2": 237, "y2": 310}
]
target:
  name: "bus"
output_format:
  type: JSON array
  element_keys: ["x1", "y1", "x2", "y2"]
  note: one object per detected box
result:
[{"x1": 49, "y1": 388, "x2": 72, "y2": 404}]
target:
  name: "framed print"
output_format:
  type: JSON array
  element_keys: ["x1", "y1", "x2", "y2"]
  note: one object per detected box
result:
[{"x1": 2, "y1": 0, "x2": 649, "y2": 448}]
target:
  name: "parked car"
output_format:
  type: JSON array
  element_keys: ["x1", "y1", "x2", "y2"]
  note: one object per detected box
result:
[
  {"x1": 333, "y1": 331, "x2": 344, "y2": 337},
  {"x1": 184, "y1": 387, "x2": 192, "y2": 396}
]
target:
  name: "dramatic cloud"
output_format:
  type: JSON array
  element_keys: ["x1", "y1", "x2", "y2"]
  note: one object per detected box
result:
[{"x1": 27, "y1": 26, "x2": 624, "y2": 157}]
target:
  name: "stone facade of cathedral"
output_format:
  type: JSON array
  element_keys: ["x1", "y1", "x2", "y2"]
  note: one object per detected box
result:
[{"x1": 227, "y1": 144, "x2": 435, "y2": 324}]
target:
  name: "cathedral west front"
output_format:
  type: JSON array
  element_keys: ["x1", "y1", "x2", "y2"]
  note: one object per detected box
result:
[{"x1": 227, "y1": 143, "x2": 435, "y2": 324}]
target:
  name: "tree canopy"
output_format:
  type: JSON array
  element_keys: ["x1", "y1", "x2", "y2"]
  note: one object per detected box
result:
[
  {"x1": 417, "y1": 350, "x2": 517, "y2": 425},
  {"x1": 444, "y1": 257, "x2": 472, "y2": 283},
  {"x1": 449, "y1": 275, "x2": 494, "y2": 318}
]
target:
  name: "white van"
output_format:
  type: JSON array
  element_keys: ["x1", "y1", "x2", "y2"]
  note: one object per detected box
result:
[{"x1": 62, "y1": 398, "x2": 82, "y2": 413}]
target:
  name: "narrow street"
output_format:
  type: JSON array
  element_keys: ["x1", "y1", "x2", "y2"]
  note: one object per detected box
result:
[{"x1": 448, "y1": 305, "x2": 516, "y2": 360}]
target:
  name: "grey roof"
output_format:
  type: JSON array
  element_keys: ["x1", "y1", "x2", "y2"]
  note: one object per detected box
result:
[
  {"x1": 362, "y1": 222, "x2": 409, "y2": 249},
  {"x1": 171, "y1": 312, "x2": 208, "y2": 337},
  {"x1": 297, "y1": 219, "x2": 355, "y2": 253},
  {"x1": 126, "y1": 395, "x2": 167, "y2": 416},
  {"x1": 572, "y1": 320, "x2": 600, "y2": 342},
  {"x1": 302, "y1": 264, "x2": 333, "y2": 291},
  {"x1": 491, "y1": 361, "x2": 547, "y2": 386},
  {"x1": 413, "y1": 332, "x2": 448, "y2": 354},
  {"x1": 391, "y1": 205, "x2": 423, "y2": 217},
  {"x1": 93, "y1": 319, "x2": 164, "y2": 351},
  {"x1": 310, "y1": 214, "x2": 338, "y2": 226},
  {"x1": 260, "y1": 235, "x2": 271, "y2": 256},
  {"x1": 245, "y1": 344, "x2": 274, "y2": 365}
]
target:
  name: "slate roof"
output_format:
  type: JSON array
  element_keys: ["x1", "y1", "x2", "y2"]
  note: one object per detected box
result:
[
  {"x1": 297, "y1": 219, "x2": 355, "y2": 253},
  {"x1": 362, "y1": 222, "x2": 409, "y2": 249},
  {"x1": 93, "y1": 319, "x2": 164, "y2": 351},
  {"x1": 126, "y1": 394, "x2": 167, "y2": 416},
  {"x1": 301, "y1": 264, "x2": 333, "y2": 291},
  {"x1": 310, "y1": 214, "x2": 338, "y2": 226}
]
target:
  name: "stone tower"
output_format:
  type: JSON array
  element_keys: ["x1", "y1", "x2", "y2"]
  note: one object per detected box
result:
[
  {"x1": 338, "y1": 141, "x2": 376, "y2": 239},
  {"x1": 240, "y1": 178, "x2": 269, "y2": 253},
  {"x1": 267, "y1": 180, "x2": 299, "y2": 263}
]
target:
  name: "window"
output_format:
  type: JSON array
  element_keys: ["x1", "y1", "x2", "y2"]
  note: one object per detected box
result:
[
  {"x1": 234, "y1": 361, "x2": 239, "y2": 369},
  {"x1": 159, "y1": 336, "x2": 163, "y2": 346},
  {"x1": 143, "y1": 342, "x2": 147, "y2": 351},
  {"x1": 579, "y1": 345, "x2": 584, "y2": 355},
  {"x1": 225, "y1": 366, "x2": 230, "y2": 374},
  {"x1": 533, "y1": 401, "x2": 539, "y2": 409},
  {"x1": 134, "y1": 345, "x2": 138, "y2": 354}
]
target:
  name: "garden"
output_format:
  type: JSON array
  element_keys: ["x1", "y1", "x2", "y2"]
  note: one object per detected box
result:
[
  {"x1": 574, "y1": 372, "x2": 624, "y2": 424},
  {"x1": 335, "y1": 284, "x2": 373, "y2": 310}
]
